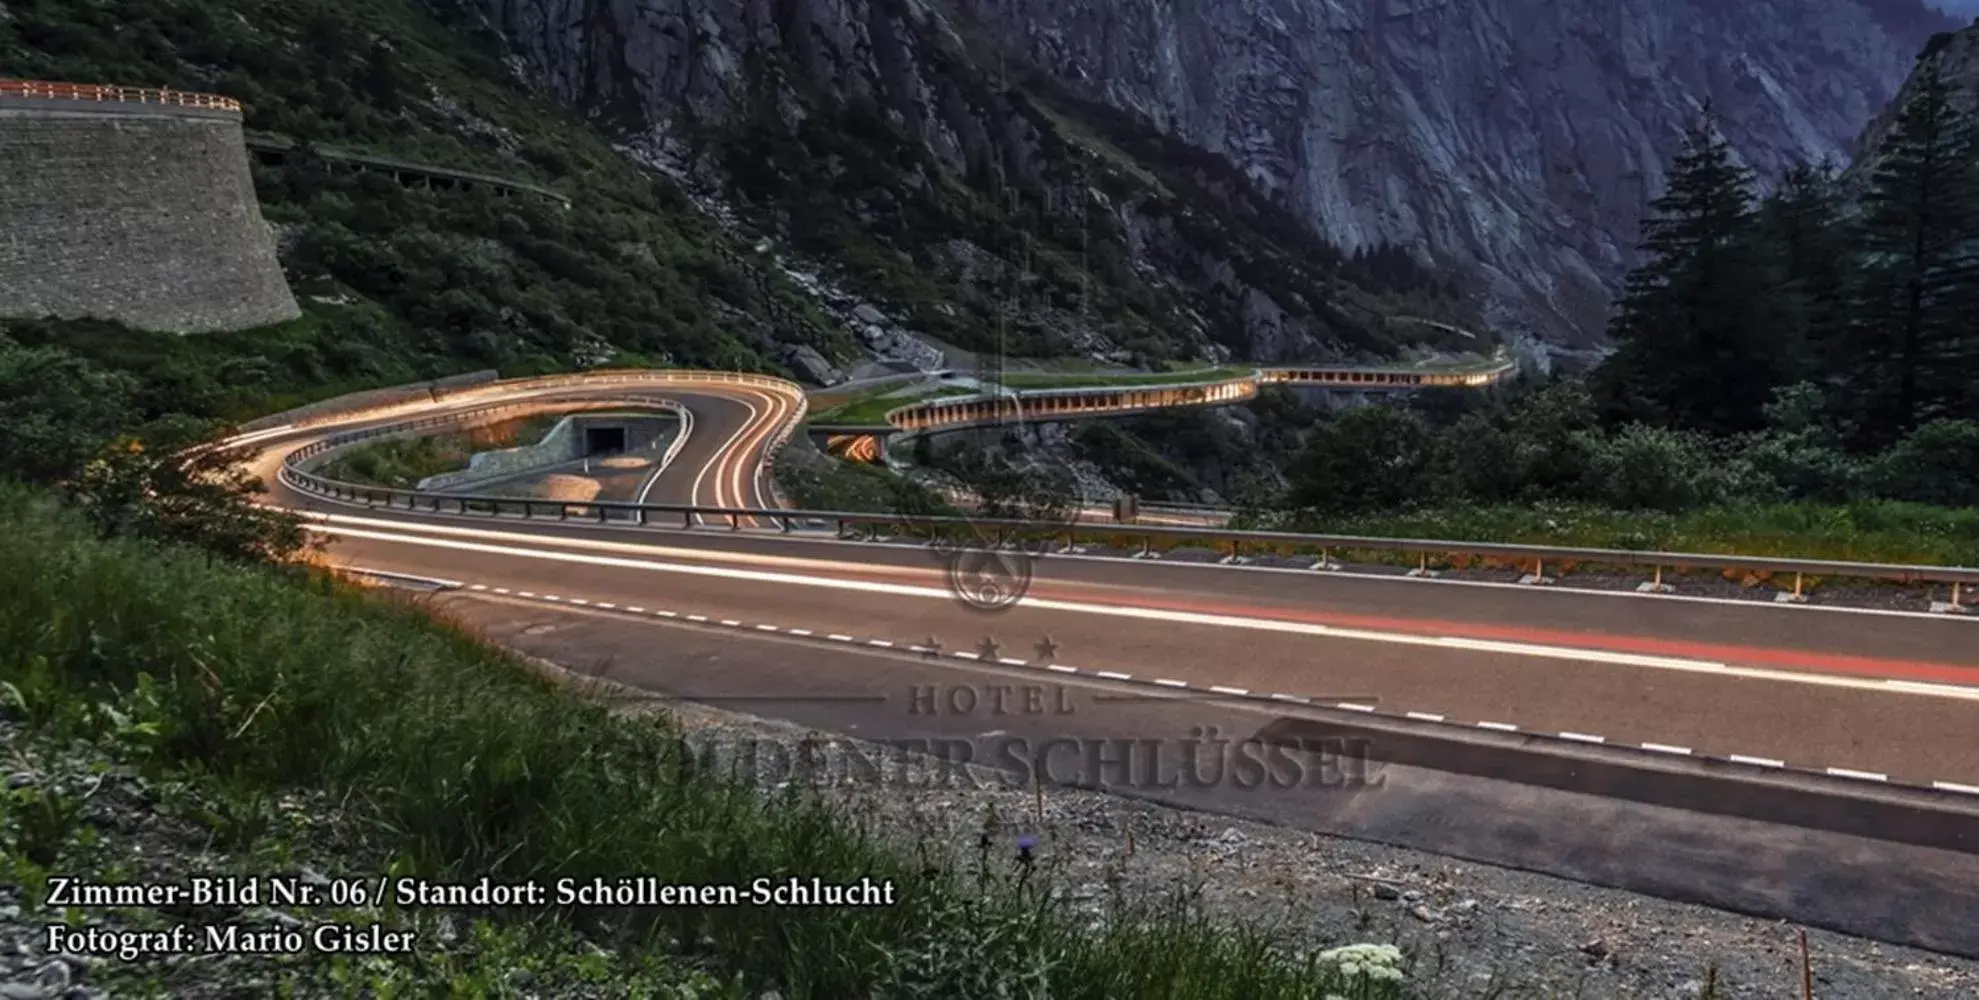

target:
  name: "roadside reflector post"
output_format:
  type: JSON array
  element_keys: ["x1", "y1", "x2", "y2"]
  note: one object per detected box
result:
[
  {"x1": 1638, "y1": 563, "x2": 1675, "y2": 594},
  {"x1": 1520, "y1": 556, "x2": 1554, "y2": 586},
  {"x1": 1776, "y1": 570, "x2": 1809, "y2": 604},
  {"x1": 636, "y1": 506, "x2": 647, "y2": 526}
]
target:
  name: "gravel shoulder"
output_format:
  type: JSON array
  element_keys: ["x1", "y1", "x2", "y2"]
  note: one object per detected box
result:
[{"x1": 649, "y1": 696, "x2": 1979, "y2": 1000}]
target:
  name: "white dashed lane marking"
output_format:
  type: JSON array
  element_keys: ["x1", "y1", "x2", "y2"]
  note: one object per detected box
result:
[{"x1": 452, "y1": 583, "x2": 1975, "y2": 795}]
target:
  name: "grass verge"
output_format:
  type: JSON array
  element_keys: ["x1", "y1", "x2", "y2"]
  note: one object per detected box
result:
[
  {"x1": 809, "y1": 386, "x2": 977, "y2": 426},
  {"x1": 0, "y1": 485, "x2": 1409, "y2": 998},
  {"x1": 1251, "y1": 501, "x2": 1979, "y2": 567},
  {"x1": 998, "y1": 366, "x2": 1255, "y2": 389}
]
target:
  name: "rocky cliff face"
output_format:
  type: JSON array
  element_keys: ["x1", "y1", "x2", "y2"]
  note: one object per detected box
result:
[
  {"x1": 953, "y1": 0, "x2": 1953, "y2": 353},
  {"x1": 1850, "y1": 21, "x2": 1979, "y2": 174},
  {"x1": 470, "y1": 0, "x2": 1483, "y2": 368},
  {"x1": 473, "y1": 0, "x2": 1949, "y2": 361}
]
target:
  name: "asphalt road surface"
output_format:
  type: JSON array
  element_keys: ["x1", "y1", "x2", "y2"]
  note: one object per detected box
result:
[
  {"x1": 238, "y1": 378, "x2": 1979, "y2": 790},
  {"x1": 231, "y1": 374, "x2": 1979, "y2": 954}
]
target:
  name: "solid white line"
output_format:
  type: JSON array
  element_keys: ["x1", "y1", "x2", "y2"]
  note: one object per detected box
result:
[
  {"x1": 1096, "y1": 671, "x2": 1132, "y2": 681},
  {"x1": 303, "y1": 520, "x2": 1979, "y2": 704},
  {"x1": 1933, "y1": 781, "x2": 1979, "y2": 795},
  {"x1": 1642, "y1": 743, "x2": 1694, "y2": 755},
  {"x1": 1728, "y1": 754, "x2": 1786, "y2": 768},
  {"x1": 1826, "y1": 767, "x2": 1888, "y2": 782},
  {"x1": 688, "y1": 395, "x2": 757, "y2": 524},
  {"x1": 1559, "y1": 732, "x2": 1606, "y2": 744},
  {"x1": 635, "y1": 403, "x2": 692, "y2": 505},
  {"x1": 1477, "y1": 721, "x2": 1518, "y2": 731},
  {"x1": 1406, "y1": 712, "x2": 1446, "y2": 722},
  {"x1": 1882, "y1": 679, "x2": 1979, "y2": 697},
  {"x1": 1210, "y1": 685, "x2": 1250, "y2": 696},
  {"x1": 1154, "y1": 679, "x2": 1188, "y2": 688}
]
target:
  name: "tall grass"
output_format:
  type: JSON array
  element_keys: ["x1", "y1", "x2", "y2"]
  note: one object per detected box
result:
[{"x1": 0, "y1": 486, "x2": 1404, "y2": 999}]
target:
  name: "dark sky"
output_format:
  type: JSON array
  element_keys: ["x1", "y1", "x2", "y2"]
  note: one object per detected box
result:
[{"x1": 1928, "y1": 0, "x2": 1979, "y2": 16}]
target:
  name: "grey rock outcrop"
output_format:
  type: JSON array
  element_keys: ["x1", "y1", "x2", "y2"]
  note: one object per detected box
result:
[
  {"x1": 1849, "y1": 22, "x2": 1979, "y2": 179},
  {"x1": 479, "y1": 0, "x2": 1951, "y2": 352},
  {"x1": 953, "y1": 0, "x2": 1952, "y2": 346},
  {"x1": 479, "y1": 0, "x2": 1467, "y2": 366}
]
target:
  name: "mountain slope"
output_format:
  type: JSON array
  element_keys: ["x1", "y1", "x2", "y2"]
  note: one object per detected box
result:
[
  {"x1": 1851, "y1": 20, "x2": 1979, "y2": 172},
  {"x1": 946, "y1": 0, "x2": 1956, "y2": 356},
  {"x1": 466, "y1": 0, "x2": 1482, "y2": 367}
]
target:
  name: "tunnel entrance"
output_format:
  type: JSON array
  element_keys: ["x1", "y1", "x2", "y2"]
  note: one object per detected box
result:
[{"x1": 583, "y1": 426, "x2": 626, "y2": 456}]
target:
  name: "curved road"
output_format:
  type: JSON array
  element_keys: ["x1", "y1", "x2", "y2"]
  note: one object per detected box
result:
[
  {"x1": 237, "y1": 375, "x2": 1979, "y2": 788},
  {"x1": 233, "y1": 372, "x2": 1979, "y2": 953}
]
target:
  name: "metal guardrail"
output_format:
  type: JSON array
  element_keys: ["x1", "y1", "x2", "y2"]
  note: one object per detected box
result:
[
  {"x1": 244, "y1": 133, "x2": 573, "y2": 207},
  {"x1": 282, "y1": 460, "x2": 1979, "y2": 604},
  {"x1": 266, "y1": 368, "x2": 1974, "y2": 606},
  {"x1": 271, "y1": 369, "x2": 809, "y2": 509},
  {"x1": 874, "y1": 361, "x2": 1515, "y2": 434},
  {"x1": 1, "y1": 79, "x2": 242, "y2": 112},
  {"x1": 283, "y1": 394, "x2": 684, "y2": 472}
]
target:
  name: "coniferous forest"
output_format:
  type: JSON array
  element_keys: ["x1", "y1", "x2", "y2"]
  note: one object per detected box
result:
[{"x1": 1256, "y1": 70, "x2": 1979, "y2": 555}]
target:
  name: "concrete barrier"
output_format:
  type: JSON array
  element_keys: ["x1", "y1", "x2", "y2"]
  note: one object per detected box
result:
[
  {"x1": 1254, "y1": 713, "x2": 1979, "y2": 957},
  {"x1": 1258, "y1": 715, "x2": 1979, "y2": 855}
]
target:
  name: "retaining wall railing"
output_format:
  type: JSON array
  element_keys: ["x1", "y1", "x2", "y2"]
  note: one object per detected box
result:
[{"x1": 1, "y1": 79, "x2": 242, "y2": 112}]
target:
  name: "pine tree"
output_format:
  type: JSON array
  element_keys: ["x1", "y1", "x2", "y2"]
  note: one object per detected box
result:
[
  {"x1": 1843, "y1": 62, "x2": 1979, "y2": 443},
  {"x1": 1594, "y1": 109, "x2": 1792, "y2": 434},
  {"x1": 1755, "y1": 161, "x2": 1852, "y2": 384}
]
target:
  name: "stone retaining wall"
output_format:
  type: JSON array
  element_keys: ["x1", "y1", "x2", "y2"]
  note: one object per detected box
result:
[{"x1": 0, "y1": 100, "x2": 299, "y2": 332}]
